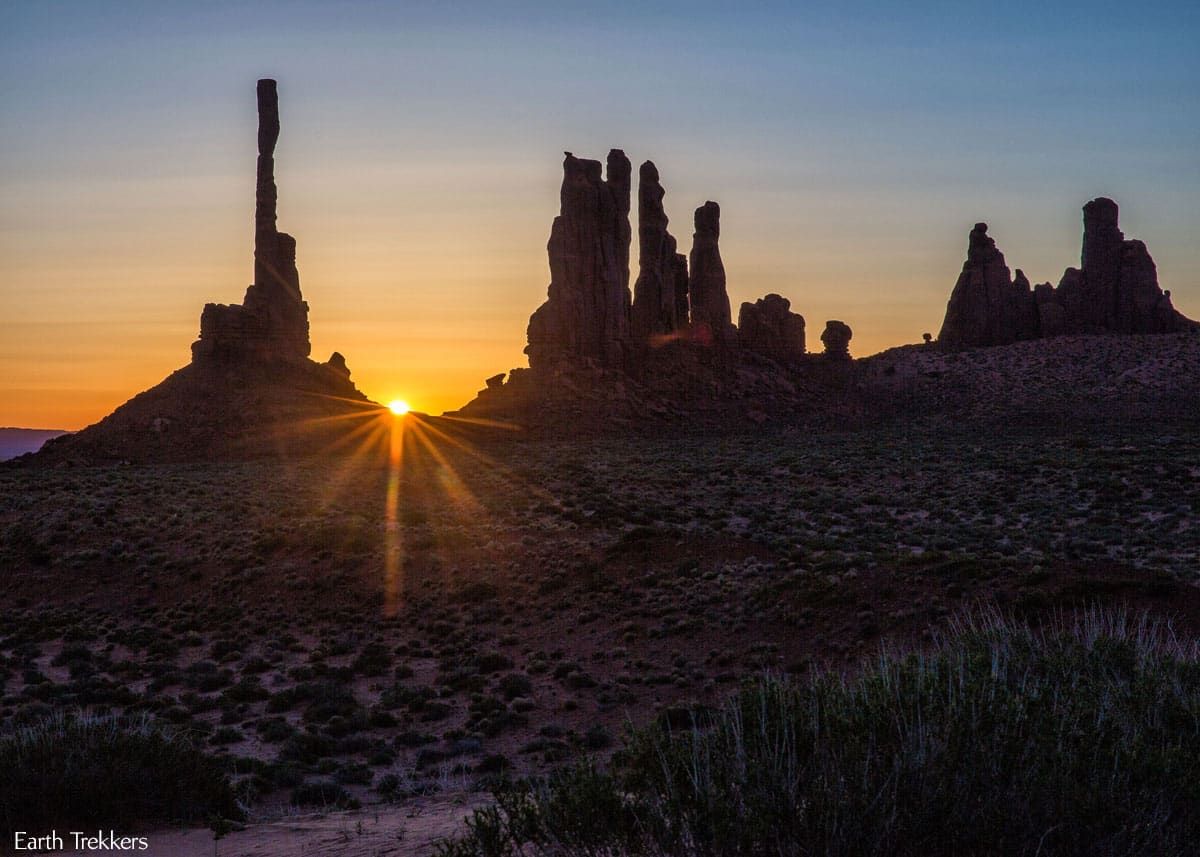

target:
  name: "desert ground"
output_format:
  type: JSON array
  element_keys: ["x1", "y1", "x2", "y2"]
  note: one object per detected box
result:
[{"x1": 4, "y1": 409, "x2": 1200, "y2": 854}]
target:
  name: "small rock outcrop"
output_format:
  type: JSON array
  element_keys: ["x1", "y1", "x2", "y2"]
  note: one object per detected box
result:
[
  {"x1": 526, "y1": 151, "x2": 634, "y2": 371},
  {"x1": 821, "y1": 320, "x2": 852, "y2": 360},
  {"x1": 193, "y1": 80, "x2": 311, "y2": 363},
  {"x1": 738, "y1": 294, "x2": 806, "y2": 363},
  {"x1": 630, "y1": 161, "x2": 689, "y2": 344},
  {"x1": 687, "y1": 201, "x2": 734, "y2": 347},
  {"x1": 938, "y1": 199, "x2": 1195, "y2": 349}
]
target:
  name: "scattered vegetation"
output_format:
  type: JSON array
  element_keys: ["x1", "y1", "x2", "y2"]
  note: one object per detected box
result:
[
  {"x1": 440, "y1": 609, "x2": 1200, "y2": 856},
  {"x1": 1, "y1": 424, "x2": 1197, "y2": 826}
]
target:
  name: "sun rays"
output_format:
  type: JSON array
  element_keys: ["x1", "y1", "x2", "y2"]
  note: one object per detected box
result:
[{"x1": 280, "y1": 394, "x2": 540, "y2": 616}]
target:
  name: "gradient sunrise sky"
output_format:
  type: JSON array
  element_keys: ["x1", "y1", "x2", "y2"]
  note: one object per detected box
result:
[{"x1": 2, "y1": 0, "x2": 1197, "y2": 428}]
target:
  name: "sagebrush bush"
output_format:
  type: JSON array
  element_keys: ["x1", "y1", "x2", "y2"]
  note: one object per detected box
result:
[
  {"x1": 0, "y1": 712, "x2": 242, "y2": 829},
  {"x1": 438, "y1": 608, "x2": 1200, "y2": 857}
]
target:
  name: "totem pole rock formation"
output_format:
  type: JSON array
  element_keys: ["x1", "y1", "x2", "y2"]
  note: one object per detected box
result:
[
  {"x1": 938, "y1": 199, "x2": 1195, "y2": 349},
  {"x1": 821, "y1": 320, "x2": 852, "y2": 360},
  {"x1": 687, "y1": 201, "x2": 734, "y2": 347},
  {"x1": 35, "y1": 79, "x2": 371, "y2": 463},
  {"x1": 738, "y1": 294, "x2": 806, "y2": 363},
  {"x1": 526, "y1": 151, "x2": 635, "y2": 370},
  {"x1": 192, "y1": 79, "x2": 312, "y2": 364},
  {"x1": 630, "y1": 161, "x2": 689, "y2": 343}
]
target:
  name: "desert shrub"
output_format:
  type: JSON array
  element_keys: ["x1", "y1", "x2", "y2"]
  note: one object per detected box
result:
[
  {"x1": 351, "y1": 641, "x2": 392, "y2": 676},
  {"x1": 497, "y1": 673, "x2": 533, "y2": 700},
  {"x1": 0, "y1": 712, "x2": 241, "y2": 830},
  {"x1": 475, "y1": 652, "x2": 515, "y2": 673},
  {"x1": 334, "y1": 762, "x2": 373, "y2": 786},
  {"x1": 455, "y1": 581, "x2": 499, "y2": 604},
  {"x1": 209, "y1": 726, "x2": 244, "y2": 745},
  {"x1": 255, "y1": 716, "x2": 296, "y2": 743},
  {"x1": 439, "y1": 609, "x2": 1200, "y2": 856},
  {"x1": 222, "y1": 677, "x2": 270, "y2": 704},
  {"x1": 290, "y1": 780, "x2": 360, "y2": 809},
  {"x1": 279, "y1": 731, "x2": 336, "y2": 765}
]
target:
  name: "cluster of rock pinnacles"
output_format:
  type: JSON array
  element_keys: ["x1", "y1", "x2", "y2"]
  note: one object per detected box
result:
[
  {"x1": 523, "y1": 149, "x2": 853, "y2": 377},
  {"x1": 938, "y1": 198, "x2": 1195, "y2": 349}
]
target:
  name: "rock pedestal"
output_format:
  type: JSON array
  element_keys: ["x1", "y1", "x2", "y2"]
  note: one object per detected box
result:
[{"x1": 821, "y1": 320, "x2": 852, "y2": 360}]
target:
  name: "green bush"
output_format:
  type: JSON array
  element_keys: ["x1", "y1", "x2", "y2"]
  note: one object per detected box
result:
[
  {"x1": 438, "y1": 609, "x2": 1200, "y2": 856},
  {"x1": 0, "y1": 712, "x2": 241, "y2": 830}
]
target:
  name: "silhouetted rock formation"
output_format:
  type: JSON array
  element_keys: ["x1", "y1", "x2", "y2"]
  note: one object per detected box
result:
[
  {"x1": 738, "y1": 294, "x2": 806, "y2": 363},
  {"x1": 324, "y1": 351, "x2": 351, "y2": 378},
  {"x1": 938, "y1": 223, "x2": 1038, "y2": 348},
  {"x1": 938, "y1": 199, "x2": 1195, "y2": 349},
  {"x1": 193, "y1": 80, "x2": 311, "y2": 363},
  {"x1": 461, "y1": 149, "x2": 855, "y2": 429},
  {"x1": 821, "y1": 321, "x2": 852, "y2": 360},
  {"x1": 1050, "y1": 198, "x2": 1192, "y2": 335},
  {"x1": 688, "y1": 201, "x2": 735, "y2": 347},
  {"x1": 630, "y1": 161, "x2": 689, "y2": 343},
  {"x1": 34, "y1": 80, "x2": 374, "y2": 463},
  {"x1": 526, "y1": 151, "x2": 635, "y2": 371}
]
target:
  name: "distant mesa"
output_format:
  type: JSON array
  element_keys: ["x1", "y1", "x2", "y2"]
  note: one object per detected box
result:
[
  {"x1": 0, "y1": 428, "x2": 68, "y2": 462},
  {"x1": 32, "y1": 80, "x2": 375, "y2": 463},
  {"x1": 938, "y1": 199, "x2": 1197, "y2": 349}
]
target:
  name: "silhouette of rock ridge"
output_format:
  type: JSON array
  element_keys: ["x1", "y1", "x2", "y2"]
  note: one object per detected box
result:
[{"x1": 939, "y1": 199, "x2": 1196, "y2": 349}]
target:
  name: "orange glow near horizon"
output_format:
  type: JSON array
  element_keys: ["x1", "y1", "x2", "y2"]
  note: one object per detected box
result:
[{"x1": 4, "y1": 6, "x2": 1200, "y2": 431}]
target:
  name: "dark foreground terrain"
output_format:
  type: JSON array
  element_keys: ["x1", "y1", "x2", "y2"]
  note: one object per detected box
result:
[{"x1": 2, "y1": 416, "x2": 1199, "y2": 853}]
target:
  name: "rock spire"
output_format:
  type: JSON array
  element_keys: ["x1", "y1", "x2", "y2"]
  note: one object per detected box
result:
[
  {"x1": 687, "y1": 201, "x2": 734, "y2": 347},
  {"x1": 630, "y1": 161, "x2": 689, "y2": 343},
  {"x1": 192, "y1": 79, "x2": 311, "y2": 363},
  {"x1": 526, "y1": 150, "x2": 634, "y2": 370}
]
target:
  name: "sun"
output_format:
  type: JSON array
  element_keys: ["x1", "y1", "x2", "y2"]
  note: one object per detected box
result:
[{"x1": 388, "y1": 399, "x2": 410, "y2": 416}]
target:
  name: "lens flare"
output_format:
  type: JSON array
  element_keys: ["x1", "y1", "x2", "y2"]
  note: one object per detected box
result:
[{"x1": 388, "y1": 399, "x2": 410, "y2": 416}]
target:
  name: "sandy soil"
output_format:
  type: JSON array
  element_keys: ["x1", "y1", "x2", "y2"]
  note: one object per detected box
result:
[{"x1": 61, "y1": 795, "x2": 483, "y2": 857}]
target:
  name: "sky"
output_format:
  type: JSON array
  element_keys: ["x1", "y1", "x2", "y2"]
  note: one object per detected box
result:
[{"x1": 2, "y1": 0, "x2": 1197, "y2": 428}]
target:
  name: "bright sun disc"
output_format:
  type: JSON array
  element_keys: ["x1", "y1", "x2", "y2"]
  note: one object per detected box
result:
[{"x1": 388, "y1": 399, "x2": 410, "y2": 415}]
